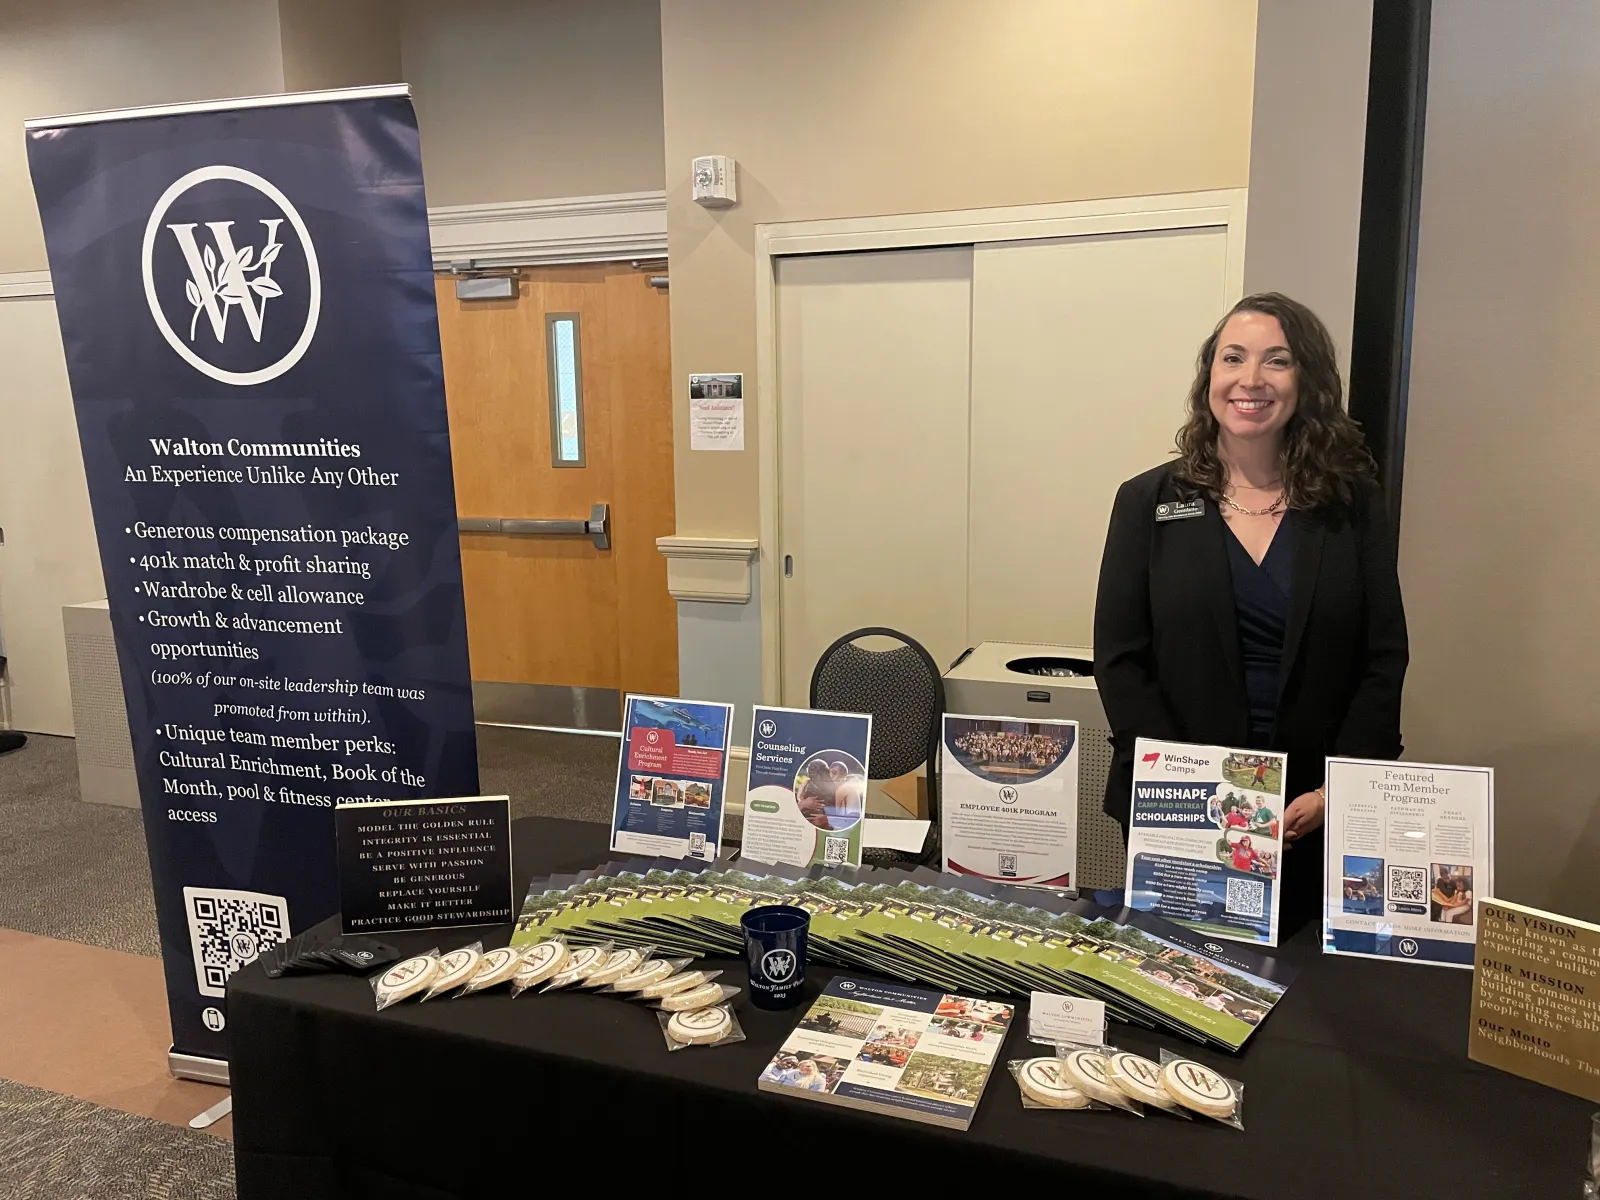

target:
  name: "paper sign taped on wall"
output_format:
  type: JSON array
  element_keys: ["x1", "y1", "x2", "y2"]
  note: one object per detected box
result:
[{"x1": 689, "y1": 373, "x2": 744, "y2": 451}]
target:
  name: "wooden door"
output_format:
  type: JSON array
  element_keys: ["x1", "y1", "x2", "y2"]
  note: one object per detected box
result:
[{"x1": 437, "y1": 264, "x2": 677, "y2": 728}]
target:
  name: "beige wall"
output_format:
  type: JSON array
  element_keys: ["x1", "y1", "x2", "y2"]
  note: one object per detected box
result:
[
  {"x1": 0, "y1": 0, "x2": 286, "y2": 274},
  {"x1": 660, "y1": 0, "x2": 1259, "y2": 538},
  {"x1": 1242, "y1": 0, "x2": 1371, "y2": 379},
  {"x1": 1402, "y1": 1, "x2": 1600, "y2": 917},
  {"x1": 399, "y1": 0, "x2": 665, "y2": 208},
  {"x1": 278, "y1": 0, "x2": 401, "y2": 93}
]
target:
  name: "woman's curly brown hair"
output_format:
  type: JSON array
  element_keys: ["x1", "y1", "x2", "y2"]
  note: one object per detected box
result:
[{"x1": 1174, "y1": 292, "x2": 1375, "y2": 509}]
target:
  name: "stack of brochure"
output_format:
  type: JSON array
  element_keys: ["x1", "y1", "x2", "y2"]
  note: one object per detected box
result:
[
  {"x1": 512, "y1": 856, "x2": 1296, "y2": 1051},
  {"x1": 758, "y1": 976, "x2": 1013, "y2": 1130}
]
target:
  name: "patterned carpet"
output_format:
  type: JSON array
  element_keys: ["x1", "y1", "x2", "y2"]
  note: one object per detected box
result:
[
  {"x1": 0, "y1": 1077, "x2": 235, "y2": 1200},
  {"x1": 0, "y1": 735, "x2": 160, "y2": 955}
]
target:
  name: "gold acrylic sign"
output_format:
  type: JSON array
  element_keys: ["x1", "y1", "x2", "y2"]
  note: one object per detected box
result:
[{"x1": 1468, "y1": 898, "x2": 1600, "y2": 1103}]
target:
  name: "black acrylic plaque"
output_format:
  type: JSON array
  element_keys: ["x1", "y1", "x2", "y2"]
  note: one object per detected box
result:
[{"x1": 336, "y1": 795, "x2": 514, "y2": 933}]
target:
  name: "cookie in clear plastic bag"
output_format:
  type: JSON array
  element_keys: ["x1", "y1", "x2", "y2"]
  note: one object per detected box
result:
[
  {"x1": 371, "y1": 949, "x2": 441, "y2": 1011},
  {"x1": 599, "y1": 957, "x2": 694, "y2": 995},
  {"x1": 1008, "y1": 1058, "x2": 1094, "y2": 1110},
  {"x1": 1157, "y1": 1049, "x2": 1244, "y2": 1129},
  {"x1": 509, "y1": 939, "x2": 569, "y2": 996},
  {"x1": 1054, "y1": 1045, "x2": 1144, "y2": 1115},
  {"x1": 581, "y1": 946, "x2": 649, "y2": 989},
  {"x1": 653, "y1": 981, "x2": 739, "y2": 1013},
  {"x1": 421, "y1": 942, "x2": 483, "y2": 1001},
  {"x1": 637, "y1": 967, "x2": 717, "y2": 1000},
  {"x1": 457, "y1": 946, "x2": 524, "y2": 996},
  {"x1": 659, "y1": 1004, "x2": 745, "y2": 1050},
  {"x1": 542, "y1": 942, "x2": 613, "y2": 992},
  {"x1": 1107, "y1": 1050, "x2": 1189, "y2": 1117}
]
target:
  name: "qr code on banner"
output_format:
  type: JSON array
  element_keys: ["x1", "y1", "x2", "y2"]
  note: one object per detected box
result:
[
  {"x1": 183, "y1": 886, "x2": 290, "y2": 999},
  {"x1": 1225, "y1": 877, "x2": 1265, "y2": 918},
  {"x1": 688, "y1": 831, "x2": 708, "y2": 859},
  {"x1": 1388, "y1": 866, "x2": 1428, "y2": 903},
  {"x1": 824, "y1": 837, "x2": 848, "y2": 867},
  {"x1": 999, "y1": 853, "x2": 1018, "y2": 878}
]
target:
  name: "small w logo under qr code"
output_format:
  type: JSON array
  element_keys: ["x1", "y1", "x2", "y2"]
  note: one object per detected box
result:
[
  {"x1": 183, "y1": 886, "x2": 290, "y2": 999},
  {"x1": 823, "y1": 837, "x2": 848, "y2": 867},
  {"x1": 688, "y1": 831, "x2": 708, "y2": 859},
  {"x1": 1388, "y1": 866, "x2": 1427, "y2": 903},
  {"x1": 1225, "y1": 877, "x2": 1265, "y2": 919},
  {"x1": 999, "y1": 853, "x2": 1018, "y2": 877}
]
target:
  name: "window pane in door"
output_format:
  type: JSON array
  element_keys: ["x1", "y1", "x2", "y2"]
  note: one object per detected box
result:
[{"x1": 546, "y1": 313, "x2": 585, "y2": 466}]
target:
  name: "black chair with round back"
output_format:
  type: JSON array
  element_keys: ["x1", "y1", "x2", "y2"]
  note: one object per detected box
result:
[{"x1": 809, "y1": 627, "x2": 944, "y2": 866}]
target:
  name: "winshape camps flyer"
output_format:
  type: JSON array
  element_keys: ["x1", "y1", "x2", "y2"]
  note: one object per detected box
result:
[{"x1": 1125, "y1": 738, "x2": 1286, "y2": 947}]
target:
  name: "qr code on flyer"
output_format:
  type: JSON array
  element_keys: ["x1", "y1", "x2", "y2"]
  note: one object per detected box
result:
[
  {"x1": 1388, "y1": 866, "x2": 1428, "y2": 903},
  {"x1": 999, "y1": 853, "x2": 1018, "y2": 877},
  {"x1": 183, "y1": 886, "x2": 290, "y2": 999},
  {"x1": 1225, "y1": 877, "x2": 1265, "y2": 918},
  {"x1": 823, "y1": 837, "x2": 848, "y2": 867},
  {"x1": 688, "y1": 831, "x2": 708, "y2": 859}
]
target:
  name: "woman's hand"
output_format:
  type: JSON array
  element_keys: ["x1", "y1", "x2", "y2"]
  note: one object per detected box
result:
[{"x1": 1283, "y1": 788, "x2": 1326, "y2": 845}]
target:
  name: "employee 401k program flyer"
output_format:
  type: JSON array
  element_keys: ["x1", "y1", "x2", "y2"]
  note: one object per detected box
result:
[
  {"x1": 940, "y1": 715, "x2": 1079, "y2": 886},
  {"x1": 1125, "y1": 738, "x2": 1286, "y2": 947},
  {"x1": 1322, "y1": 757, "x2": 1493, "y2": 968}
]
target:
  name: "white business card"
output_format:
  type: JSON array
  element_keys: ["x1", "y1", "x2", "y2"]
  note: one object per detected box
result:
[{"x1": 1028, "y1": 992, "x2": 1106, "y2": 1047}]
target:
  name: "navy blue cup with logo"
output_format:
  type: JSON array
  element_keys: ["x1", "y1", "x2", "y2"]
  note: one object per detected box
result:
[{"x1": 741, "y1": 905, "x2": 810, "y2": 1009}]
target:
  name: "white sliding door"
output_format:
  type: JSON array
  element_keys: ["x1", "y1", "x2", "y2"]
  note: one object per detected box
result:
[
  {"x1": 774, "y1": 247, "x2": 974, "y2": 704},
  {"x1": 967, "y1": 227, "x2": 1230, "y2": 647}
]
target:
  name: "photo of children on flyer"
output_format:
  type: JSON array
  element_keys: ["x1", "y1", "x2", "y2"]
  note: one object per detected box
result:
[{"x1": 1220, "y1": 751, "x2": 1285, "y2": 798}]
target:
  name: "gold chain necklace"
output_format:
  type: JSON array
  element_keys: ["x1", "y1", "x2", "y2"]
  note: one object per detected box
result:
[{"x1": 1221, "y1": 491, "x2": 1286, "y2": 518}]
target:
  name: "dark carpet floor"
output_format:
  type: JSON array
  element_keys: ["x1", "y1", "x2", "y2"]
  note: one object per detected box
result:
[{"x1": 0, "y1": 1077, "x2": 236, "y2": 1200}]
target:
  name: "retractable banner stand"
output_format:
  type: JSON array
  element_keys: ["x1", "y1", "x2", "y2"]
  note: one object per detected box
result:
[{"x1": 25, "y1": 85, "x2": 479, "y2": 1076}]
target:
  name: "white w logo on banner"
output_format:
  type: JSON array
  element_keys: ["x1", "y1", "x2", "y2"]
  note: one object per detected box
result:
[
  {"x1": 141, "y1": 164, "x2": 321, "y2": 387},
  {"x1": 169, "y1": 220, "x2": 286, "y2": 344}
]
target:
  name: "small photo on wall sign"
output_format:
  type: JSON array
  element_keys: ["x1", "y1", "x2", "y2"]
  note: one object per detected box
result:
[{"x1": 689, "y1": 373, "x2": 744, "y2": 451}]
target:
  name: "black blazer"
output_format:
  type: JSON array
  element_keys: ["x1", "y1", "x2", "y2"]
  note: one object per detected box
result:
[{"x1": 1092, "y1": 461, "x2": 1408, "y2": 825}]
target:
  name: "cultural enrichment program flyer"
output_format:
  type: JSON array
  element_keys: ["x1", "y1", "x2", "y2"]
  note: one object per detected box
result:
[
  {"x1": 609, "y1": 695, "x2": 734, "y2": 861},
  {"x1": 1125, "y1": 738, "x2": 1286, "y2": 947}
]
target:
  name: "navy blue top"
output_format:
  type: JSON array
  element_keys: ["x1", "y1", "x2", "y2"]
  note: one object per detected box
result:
[{"x1": 1224, "y1": 517, "x2": 1298, "y2": 746}]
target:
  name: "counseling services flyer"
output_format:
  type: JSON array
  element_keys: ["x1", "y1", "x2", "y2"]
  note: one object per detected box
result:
[
  {"x1": 609, "y1": 695, "x2": 734, "y2": 862},
  {"x1": 1322, "y1": 757, "x2": 1493, "y2": 968},
  {"x1": 744, "y1": 706, "x2": 872, "y2": 869},
  {"x1": 1124, "y1": 738, "x2": 1286, "y2": 947},
  {"x1": 940, "y1": 715, "x2": 1078, "y2": 886}
]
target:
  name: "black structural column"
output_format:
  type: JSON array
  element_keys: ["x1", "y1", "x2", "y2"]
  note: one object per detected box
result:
[{"x1": 1349, "y1": 0, "x2": 1431, "y2": 523}]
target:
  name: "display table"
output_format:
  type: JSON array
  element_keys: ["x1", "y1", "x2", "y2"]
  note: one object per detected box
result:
[{"x1": 230, "y1": 817, "x2": 1589, "y2": 1199}]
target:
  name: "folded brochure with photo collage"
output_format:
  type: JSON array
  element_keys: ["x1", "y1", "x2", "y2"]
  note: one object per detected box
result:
[{"x1": 510, "y1": 855, "x2": 1296, "y2": 1051}]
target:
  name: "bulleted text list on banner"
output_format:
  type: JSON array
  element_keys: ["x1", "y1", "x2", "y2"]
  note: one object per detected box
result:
[{"x1": 26, "y1": 86, "x2": 479, "y2": 1065}]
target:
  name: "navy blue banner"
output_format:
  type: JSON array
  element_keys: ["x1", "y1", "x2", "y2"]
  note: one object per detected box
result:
[{"x1": 26, "y1": 87, "x2": 478, "y2": 1063}]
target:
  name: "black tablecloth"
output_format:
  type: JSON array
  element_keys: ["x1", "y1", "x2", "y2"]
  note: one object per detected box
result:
[{"x1": 230, "y1": 817, "x2": 1590, "y2": 1199}]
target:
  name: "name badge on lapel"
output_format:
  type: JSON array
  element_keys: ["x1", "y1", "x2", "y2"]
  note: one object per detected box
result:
[{"x1": 1155, "y1": 499, "x2": 1205, "y2": 522}]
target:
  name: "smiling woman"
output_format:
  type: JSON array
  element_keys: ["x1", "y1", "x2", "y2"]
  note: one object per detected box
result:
[{"x1": 1092, "y1": 293, "x2": 1409, "y2": 928}]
